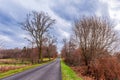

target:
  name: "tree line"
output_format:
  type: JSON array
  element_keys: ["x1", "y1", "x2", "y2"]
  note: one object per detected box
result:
[{"x1": 0, "y1": 46, "x2": 57, "y2": 64}]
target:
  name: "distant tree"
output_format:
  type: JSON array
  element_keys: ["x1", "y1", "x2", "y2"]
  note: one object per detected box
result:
[
  {"x1": 44, "y1": 34, "x2": 57, "y2": 60},
  {"x1": 43, "y1": 33, "x2": 57, "y2": 60},
  {"x1": 20, "y1": 47, "x2": 30, "y2": 63},
  {"x1": 0, "y1": 48, "x2": 21, "y2": 59},
  {"x1": 73, "y1": 16, "x2": 119, "y2": 74},
  {"x1": 61, "y1": 38, "x2": 68, "y2": 59},
  {"x1": 0, "y1": 40, "x2": 4, "y2": 49},
  {"x1": 21, "y1": 11, "x2": 55, "y2": 63},
  {"x1": 61, "y1": 37, "x2": 76, "y2": 64}
]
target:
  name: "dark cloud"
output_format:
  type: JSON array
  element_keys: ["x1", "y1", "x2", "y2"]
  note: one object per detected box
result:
[{"x1": 0, "y1": 11, "x2": 17, "y2": 26}]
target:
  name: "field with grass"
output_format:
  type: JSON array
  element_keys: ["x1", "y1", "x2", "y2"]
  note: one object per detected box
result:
[
  {"x1": 61, "y1": 61, "x2": 82, "y2": 80},
  {"x1": 0, "y1": 64, "x2": 27, "y2": 73},
  {"x1": 0, "y1": 59, "x2": 32, "y2": 64},
  {"x1": 0, "y1": 58, "x2": 53, "y2": 78}
]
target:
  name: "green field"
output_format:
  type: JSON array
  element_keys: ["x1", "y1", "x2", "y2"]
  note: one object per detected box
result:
[{"x1": 61, "y1": 61, "x2": 82, "y2": 80}]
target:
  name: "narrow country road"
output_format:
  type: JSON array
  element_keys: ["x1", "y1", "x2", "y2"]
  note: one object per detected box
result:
[{"x1": 1, "y1": 59, "x2": 62, "y2": 80}]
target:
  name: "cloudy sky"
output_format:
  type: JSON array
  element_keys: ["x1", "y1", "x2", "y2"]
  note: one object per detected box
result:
[{"x1": 0, "y1": 0, "x2": 120, "y2": 51}]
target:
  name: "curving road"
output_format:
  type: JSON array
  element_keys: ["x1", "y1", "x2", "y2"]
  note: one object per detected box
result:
[{"x1": 1, "y1": 59, "x2": 62, "y2": 80}]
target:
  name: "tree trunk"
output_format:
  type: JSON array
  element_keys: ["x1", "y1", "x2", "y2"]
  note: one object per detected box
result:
[
  {"x1": 47, "y1": 48, "x2": 51, "y2": 61},
  {"x1": 38, "y1": 46, "x2": 43, "y2": 63},
  {"x1": 39, "y1": 47, "x2": 43, "y2": 62},
  {"x1": 84, "y1": 57, "x2": 91, "y2": 75},
  {"x1": 48, "y1": 52, "x2": 51, "y2": 61}
]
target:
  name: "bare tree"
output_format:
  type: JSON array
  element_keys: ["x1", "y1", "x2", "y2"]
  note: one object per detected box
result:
[
  {"x1": 22, "y1": 11, "x2": 55, "y2": 63},
  {"x1": 0, "y1": 40, "x2": 5, "y2": 49},
  {"x1": 62, "y1": 38, "x2": 68, "y2": 59},
  {"x1": 61, "y1": 37, "x2": 76, "y2": 64},
  {"x1": 73, "y1": 16, "x2": 119, "y2": 70},
  {"x1": 44, "y1": 34, "x2": 57, "y2": 60}
]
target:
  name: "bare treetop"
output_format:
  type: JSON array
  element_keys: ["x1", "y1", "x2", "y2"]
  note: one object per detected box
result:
[{"x1": 22, "y1": 11, "x2": 55, "y2": 41}]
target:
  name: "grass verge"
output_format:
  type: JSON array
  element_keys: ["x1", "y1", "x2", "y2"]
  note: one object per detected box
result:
[
  {"x1": 0, "y1": 61, "x2": 52, "y2": 79},
  {"x1": 61, "y1": 61, "x2": 82, "y2": 80}
]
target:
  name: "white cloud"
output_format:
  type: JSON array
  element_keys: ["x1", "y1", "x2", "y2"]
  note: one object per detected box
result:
[
  {"x1": 95, "y1": 0, "x2": 120, "y2": 31},
  {"x1": 107, "y1": 0, "x2": 120, "y2": 30},
  {"x1": 59, "y1": 29, "x2": 70, "y2": 39},
  {"x1": 114, "y1": 24, "x2": 120, "y2": 30},
  {"x1": 0, "y1": 35, "x2": 13, "y2": 42}
]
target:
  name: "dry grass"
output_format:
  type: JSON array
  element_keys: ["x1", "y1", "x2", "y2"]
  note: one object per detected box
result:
[
  {"x1": 71, "y1": 66, "x2": 94, "y2": 80},
  {"x1": 0, "y1": 65, "x2": 27, "y2": 73},
  {"x1": 0, "y1": 59, "x2": 17, "y2": 64},
  {"x1": 0, "y1": 59, "x2": 29, "y2": 73},
  {"x1": 0, "y1": 58, "x2": 52, "y2": 73}
]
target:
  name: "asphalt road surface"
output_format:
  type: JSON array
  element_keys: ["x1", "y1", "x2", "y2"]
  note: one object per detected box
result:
[{"x1": 1, "y1": 59, "x2": 62, "y2": 80}]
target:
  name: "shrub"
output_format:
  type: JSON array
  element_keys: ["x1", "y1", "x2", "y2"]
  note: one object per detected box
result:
[{"x1": 89, "y1": 57, "x2": 120, "y2": 80}]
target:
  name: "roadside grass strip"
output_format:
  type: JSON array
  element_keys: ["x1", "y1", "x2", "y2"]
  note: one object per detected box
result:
[{"x1": 61, "y1": 61, "x2": 82, "y2": 80}]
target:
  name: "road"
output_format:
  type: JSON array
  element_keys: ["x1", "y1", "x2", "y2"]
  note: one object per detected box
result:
[{"x1": 1, "y1": 59, "x2": 62, "y2": 80}]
